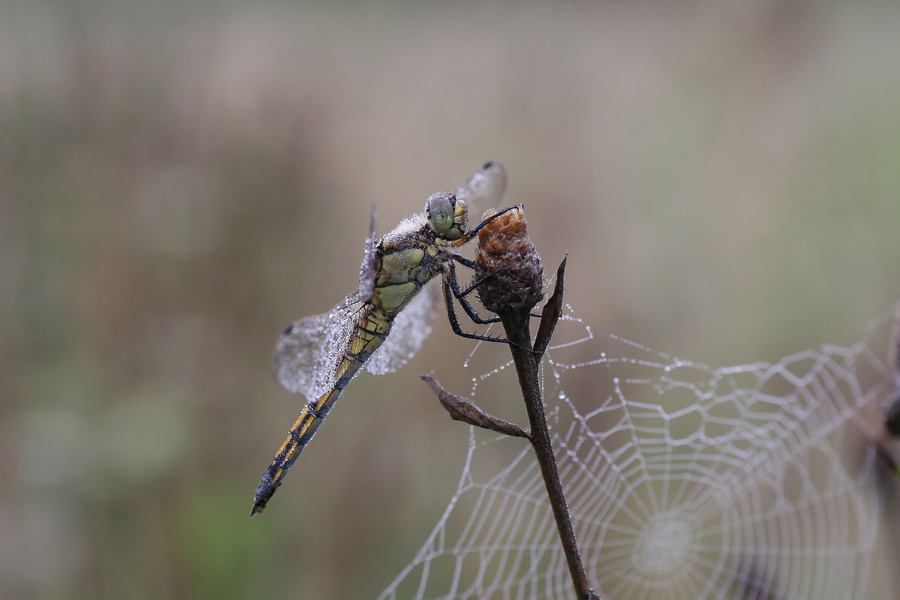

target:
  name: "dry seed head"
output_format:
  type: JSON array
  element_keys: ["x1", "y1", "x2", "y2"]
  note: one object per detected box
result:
[{"x1": 474, "y1": 207, "x2": 544, "y2": 314}]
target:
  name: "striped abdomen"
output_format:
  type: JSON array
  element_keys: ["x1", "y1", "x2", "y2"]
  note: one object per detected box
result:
[{"x1": 251, "y1": 306, "x2": 392, "y2": 514}]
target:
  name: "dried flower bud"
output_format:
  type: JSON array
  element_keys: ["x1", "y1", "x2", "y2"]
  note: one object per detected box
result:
[{"x1": 474, "y1": 207, "x2": 544, "y2": 314}]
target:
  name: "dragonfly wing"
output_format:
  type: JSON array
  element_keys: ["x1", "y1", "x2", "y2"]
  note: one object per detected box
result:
[
  {"x1": 455, "y1": 161, "x2": 507, "y2": 218},
  {"x1": 272, "y1": 312, "x2": 330, "y2": 400},
  {"x1": 366, "y1": 283, "x2": 439, "y2": 375},
  {"x1": 272, "y1": 292, "x2": 366, "y2": 400},
  {"x1": 357, "y1": 206, "x2": 377, "y2": 304}
]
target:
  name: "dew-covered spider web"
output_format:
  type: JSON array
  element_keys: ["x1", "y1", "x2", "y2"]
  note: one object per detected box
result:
[{"x1": 378, "y1": 304, "x2": 898, "y2": 600}]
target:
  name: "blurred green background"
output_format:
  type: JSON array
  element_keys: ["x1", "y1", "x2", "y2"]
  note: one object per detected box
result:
[{"x1": 3, "y1": 1, "x2": 900, "y2": 598}]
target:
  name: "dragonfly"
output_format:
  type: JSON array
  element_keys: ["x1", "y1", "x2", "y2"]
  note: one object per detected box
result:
[{"x1": 252, "y1": 162, "x2": 515, "y2": 515}]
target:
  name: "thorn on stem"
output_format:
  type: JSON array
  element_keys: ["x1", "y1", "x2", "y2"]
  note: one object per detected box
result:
[{"x1": 534, "y1": 256, "x2": 567, "y2": 356}]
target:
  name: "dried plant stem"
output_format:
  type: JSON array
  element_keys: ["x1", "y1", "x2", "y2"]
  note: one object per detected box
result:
[
  {"x1": 428, "y1": 258, "x2": 601, "y2": 600},
  {"x1": 498, "y1": 263, "x2": 600, "y2": 600},
  {"x1": 430, "y1": 201, "x2": 600, "y2": 599}
]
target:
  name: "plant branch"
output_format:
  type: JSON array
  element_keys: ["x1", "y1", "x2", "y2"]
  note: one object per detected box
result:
[
  {"x1": 429, "y1": 206, "x2": 601, "y2": 599},
  {"x1": 497, "y1": 260, "x2": 600, "y2": 600},
  {"x1": 428, "y1": 257, "x2": 601, "y2": 600}
]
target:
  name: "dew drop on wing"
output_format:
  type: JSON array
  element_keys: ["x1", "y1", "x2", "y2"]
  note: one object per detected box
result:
[
  {"x1": 455, "y1": 162, "x2": 507, "y2": 217},
  {"x1": 272, "y1": 310, "x2": 333, "y2": 400},
  {"x1": 358, "y1": 206, "x2": 378, "y2": 304}
]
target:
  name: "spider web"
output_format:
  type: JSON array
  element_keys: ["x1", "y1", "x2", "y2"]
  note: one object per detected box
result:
[{"x1": 378, "y1": 305, "x2": 896, "y2": 600}]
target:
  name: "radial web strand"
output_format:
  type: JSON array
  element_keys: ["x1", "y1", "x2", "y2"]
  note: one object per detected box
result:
[{"x1": 378, "y1": 305, "x2": 896, "y2": 600}]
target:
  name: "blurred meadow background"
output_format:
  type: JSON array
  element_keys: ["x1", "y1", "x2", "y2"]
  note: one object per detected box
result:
[{"x1": 3, "y1": 1, "x2": 900, "y2": 598}]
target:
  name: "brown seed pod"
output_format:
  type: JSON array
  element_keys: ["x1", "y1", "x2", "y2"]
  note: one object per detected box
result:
[{"x1": 474, "y1": 207, "x2": 544, "y2": 315}]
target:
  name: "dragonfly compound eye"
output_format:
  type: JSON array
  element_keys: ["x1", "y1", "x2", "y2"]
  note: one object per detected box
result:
[{"x1": 425, "y1": 192, "x2": 458, "y2": 237}]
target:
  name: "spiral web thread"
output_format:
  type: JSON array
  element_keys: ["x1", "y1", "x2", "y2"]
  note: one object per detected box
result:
[{"x1": 378, "y1": 307, "x2": 896, "y2": 600}]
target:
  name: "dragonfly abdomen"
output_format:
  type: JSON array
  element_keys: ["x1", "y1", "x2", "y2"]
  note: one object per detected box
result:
[
  {"x1": 251, "y1": 385, "x2": 343, "y2": 515},
  {"x1": 252, "y1": 309, "x2": 393, "y2": 515}
]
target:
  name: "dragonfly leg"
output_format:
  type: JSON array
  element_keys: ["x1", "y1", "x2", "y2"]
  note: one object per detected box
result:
[
  {"x1": 448, "y1": 253, "x2": 477, "y2": 270},
  {"x1": 441, "y1": 268, "x2": 511, "y2": 345},
  {"x1": 446, "y1": 260, "x2": 502, "y2": 325},
  {"x1": 448, "y1": 257, "x2": 543, "y2": 322}
]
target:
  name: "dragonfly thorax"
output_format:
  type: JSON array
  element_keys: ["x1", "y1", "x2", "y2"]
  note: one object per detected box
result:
[{"x1": 425, "y1": 192, "x2": 468, "y2": 241}]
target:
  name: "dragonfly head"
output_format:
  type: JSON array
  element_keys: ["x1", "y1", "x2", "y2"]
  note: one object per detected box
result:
[{"x1": 425, "y1": 192, "x2": 468, "y2": 240}]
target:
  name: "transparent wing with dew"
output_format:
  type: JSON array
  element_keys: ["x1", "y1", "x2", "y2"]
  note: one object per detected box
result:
[
  {"x1": 455, "y1": 161, "x2": 508, "y2": 223},
  {"x1": 272, "y1": 292, "x2": 366, "y2": 401},
  {"x1": 271, "y1": 314, "x2": 328, "y2": 401},
  {"x1": 273, "y1": 285, "x2": 437, "y2": 395},
  {"x1": 367, "y1": 283, "x2": 440, "y2": 375},
  {"x1": 358, "y1": 206, "x2": 378, "y2": 304}
]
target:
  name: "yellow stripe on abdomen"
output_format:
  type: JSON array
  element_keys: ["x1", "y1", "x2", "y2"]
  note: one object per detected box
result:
[
  {"x1": 251, "y1": 384, "x2": 341, "y2": 515},
  {"x1": 251, "y1": 309, "x2": 392, "y2": 515}
]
